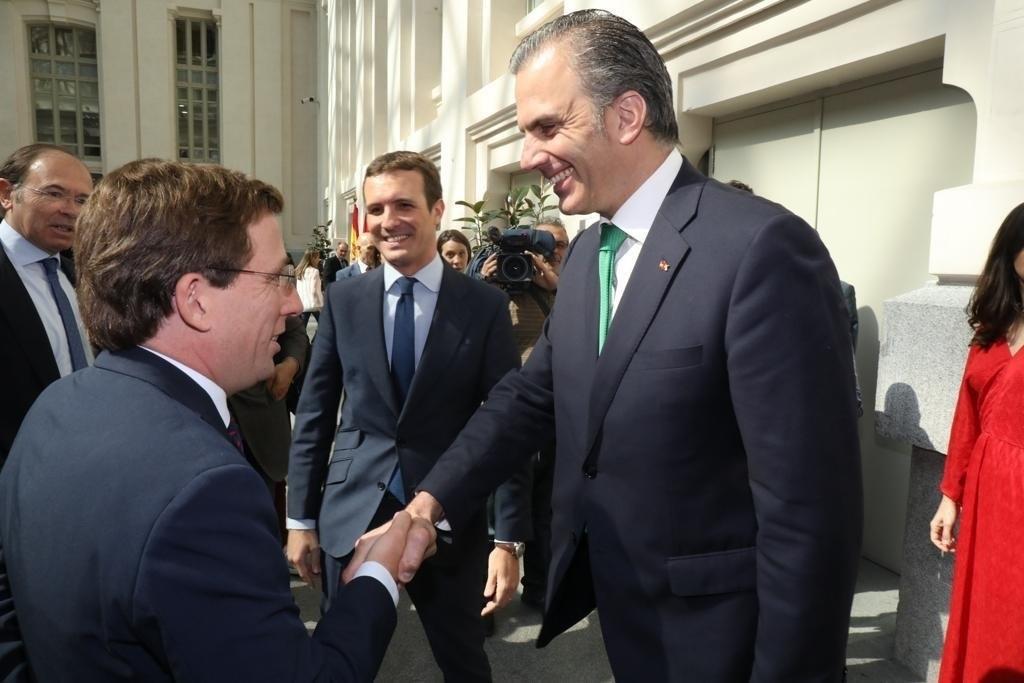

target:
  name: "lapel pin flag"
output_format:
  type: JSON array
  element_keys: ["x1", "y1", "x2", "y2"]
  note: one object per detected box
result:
[{"x1": 658, "y1": 259, "x2": 670, "y2": 271}]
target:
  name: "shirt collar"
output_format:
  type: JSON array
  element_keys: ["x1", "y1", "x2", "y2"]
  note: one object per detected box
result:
[
  {"x1": 383, "y1": 252, "x2": 443, "y2": 293},
  {"x1": 138, "y1": 346, "x2": 231, "y2": 428},
  {"x1": 0, "y1": 218, "x2": 57, "y2": 266},
  {"x1": 604, "y1": 149, "x2": 683, "y2": 244}
]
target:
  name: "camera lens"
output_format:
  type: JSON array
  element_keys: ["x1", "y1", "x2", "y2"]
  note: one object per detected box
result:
[{"x1": 500, "y1": 254, "x2": 530, "y2": 281}]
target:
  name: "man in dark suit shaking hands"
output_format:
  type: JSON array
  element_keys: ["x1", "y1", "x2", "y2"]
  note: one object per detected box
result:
[
  {"x1": 0, "y1": 144, "x2": 94, "y2": 469},
  {"x1": 356, "y1": 10, "x2": 863, "y2": 682},
  {"x1": 0, "y1": 159, "x2": 425, "y2": 681},
  {"x1": 287, "y1": 151, "x2": 526, "y2": 681}
]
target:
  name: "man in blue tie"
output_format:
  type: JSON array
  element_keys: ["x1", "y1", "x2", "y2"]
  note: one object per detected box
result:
[
  {"x1": 287, "y1": 151, "x2": 528, "y2": 680},
  {"x1": 0, "y1": 143, "x2": 94, "y2": 469}
]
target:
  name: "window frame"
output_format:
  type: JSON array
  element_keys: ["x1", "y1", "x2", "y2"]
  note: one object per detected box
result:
[
  {"x1": 27, "y1": 22, "x2": 102, "y2": 162},
  {"x1": 174, "y1": 16, "x2": 221, "y2": 163}
]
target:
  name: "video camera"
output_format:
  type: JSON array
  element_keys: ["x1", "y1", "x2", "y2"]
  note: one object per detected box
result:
[{"x1": 469, "y1": 226, "x2": 556, "y2": 289}]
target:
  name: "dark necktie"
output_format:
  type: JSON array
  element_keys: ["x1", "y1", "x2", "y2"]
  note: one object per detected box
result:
[
  {"x1": 226, "y1": 418, "x2": 245, "y2": 454},
  {"x1": 390, "y1": 277, "x2": 417, "y2": 405},
  {"x1": 41, "y1": 257, "x2": 88, "y2": 371},
  {"x1": 388, "y1": 276, "x2": 417, "y2": 502},
  {"x1": 598, "y1": 223, "x2": 628, "y2": 354}
]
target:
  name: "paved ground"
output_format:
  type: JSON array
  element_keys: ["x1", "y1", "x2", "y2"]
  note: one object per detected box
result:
[{"x1": 292, "y1": 557, "x2": 923, "y2": 682}]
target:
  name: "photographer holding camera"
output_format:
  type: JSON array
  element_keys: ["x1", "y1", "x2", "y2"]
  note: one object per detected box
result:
[{"x1": 471, "y1": 218, "x2": 568, "y2": 613}]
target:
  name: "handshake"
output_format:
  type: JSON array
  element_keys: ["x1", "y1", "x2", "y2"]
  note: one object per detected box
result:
[{"x1": 287, "y1": 492, "x2": 444, "y2": 589}]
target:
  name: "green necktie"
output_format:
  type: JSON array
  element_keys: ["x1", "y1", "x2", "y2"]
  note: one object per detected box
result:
[{"x1": 598, "y1": 222, "x2": 629, "y2": 353}]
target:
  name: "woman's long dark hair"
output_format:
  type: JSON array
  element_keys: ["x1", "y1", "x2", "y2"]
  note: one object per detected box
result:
[{"x1": 969, "y1": 202, "x2": 1024, "y2": 347}]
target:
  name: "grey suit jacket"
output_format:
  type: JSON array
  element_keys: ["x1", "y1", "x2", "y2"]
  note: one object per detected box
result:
[{"x1": 288, "y1": 263, "x2": 528, "y2": 561}]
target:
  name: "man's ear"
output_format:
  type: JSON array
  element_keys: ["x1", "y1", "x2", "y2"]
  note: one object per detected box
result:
[
  {"x1": 172, "y1": 273, "x2": 214, "y2": 332},
  {"x1": 431, "y1": 198, "x2": 445, "y2": 227},
  {"x1": 610, "y1": 90, "x2": 648, "y2": 146},
  {"x1": 0, "y1": 179, "x2": 15, "y2": 212}
]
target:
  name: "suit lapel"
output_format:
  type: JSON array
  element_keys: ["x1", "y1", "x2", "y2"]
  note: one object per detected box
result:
[
  {"x1": 583, "y1": 164, "x2": 705, "y2": 459},
  {"x1": 0, "y1": 248, "x2": 61, "y2": 385},
  {"x1": 401, "y1": 266, "x2": 470, "y2": 419},
  {"x1": 349, "y1": 267, "x2": 401, "y2": 418}
]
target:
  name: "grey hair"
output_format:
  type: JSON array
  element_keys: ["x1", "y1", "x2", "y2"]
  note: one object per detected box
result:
[{"x1": 509, "y1": 10, "x2": 678, "y2": 145}]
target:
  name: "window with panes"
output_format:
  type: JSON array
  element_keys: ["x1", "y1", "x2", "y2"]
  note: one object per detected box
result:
[
  {"x1": 175, "y1": 18, "x2": 220, "y2": 163},
  {"x1": 28, "y1": 24, "x2": 101, "y2": 160}
]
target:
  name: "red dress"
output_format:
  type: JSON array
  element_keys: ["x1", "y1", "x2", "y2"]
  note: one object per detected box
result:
[{"x1": 939, "y1": 340, "x2": 1024, "y2": 682}]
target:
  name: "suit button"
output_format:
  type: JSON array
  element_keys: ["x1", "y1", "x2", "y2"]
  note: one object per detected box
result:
[
  {"x1": 377, "y1": 481, "x2": 386, "y2": 491},
  {"x1": 583, "y1": 468, "x2": 596, "y2": 479}
]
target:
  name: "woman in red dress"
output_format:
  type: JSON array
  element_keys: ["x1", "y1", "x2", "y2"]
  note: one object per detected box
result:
[{"x1": 930, "y1": 202, "x2": 1024, "y2": 682}]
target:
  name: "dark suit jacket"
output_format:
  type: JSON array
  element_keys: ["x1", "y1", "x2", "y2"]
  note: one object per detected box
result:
[
  {"x1": 0, "y1": 245, "x2": 77, "y2": 468},
  {"x1": 288, "y1": 263, "x2": 528, "y2": 562},
  {"x1": 323, "y1": 255, "x2": 348, "y2": 284},
  {"x1": 422, "y1": 161, "x2": 863, "y2": 681},
  {"x1": 0, "y1": 348, "x2": 395, "y2": 681},
  {"x1": 228, "y1": 314, "x2": 309, "y2": 481}
]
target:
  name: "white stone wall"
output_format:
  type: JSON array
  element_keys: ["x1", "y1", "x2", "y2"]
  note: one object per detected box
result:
[{"x1": 0, "y1": 0, "x2": 321, "y2": 250}]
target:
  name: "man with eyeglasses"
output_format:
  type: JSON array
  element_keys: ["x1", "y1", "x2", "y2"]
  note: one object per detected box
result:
[
  {"x1": 0, "y1": 143, "x2": 94, "y2": 469},
  {"x1": 0, "y1": 159, "x2": 416, "y2": 681}
]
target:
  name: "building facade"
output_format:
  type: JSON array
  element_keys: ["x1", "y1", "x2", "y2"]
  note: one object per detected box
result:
[{"x1": 0, "y1": 0, "x2": 323, "y2": 251}]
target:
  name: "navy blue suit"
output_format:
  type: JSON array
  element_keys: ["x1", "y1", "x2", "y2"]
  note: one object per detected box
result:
[
  {"x1": 422, "y1": 160, "x2": 863, "y2": 681},
  {"x1": 0, "y1": 348, "x2": 395, "y2": 681}
]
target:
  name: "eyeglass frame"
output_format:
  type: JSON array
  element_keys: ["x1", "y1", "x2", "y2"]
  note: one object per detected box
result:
[
  {"x1": 206, "y1": 264, "x2": 298, "y2": 291},
  {"x1": 17, "y1": 185, "x2": 91, "y2": 208}
]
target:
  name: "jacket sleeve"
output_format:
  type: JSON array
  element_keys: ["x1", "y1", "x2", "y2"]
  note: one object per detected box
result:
[
  {"x1": 288, "y1": 291, "x2": 345, "y2": 521},
  {"x1": 475, "y1": 290, "x2": 534, "y2": 542},
  {"x1": 723, "y1": 214, "x2": 862, "y2": 682},
  {"x1": 134, "y1": 464, "x2": 395, "y2": 682},
  {"x1": 939, "y1": 346, "x2": 981, "y2": 503}
]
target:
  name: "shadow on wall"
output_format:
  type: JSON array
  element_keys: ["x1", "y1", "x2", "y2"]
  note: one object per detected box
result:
[{"x1": 875, "y1": 382, "x2": 934, "y2": 451}]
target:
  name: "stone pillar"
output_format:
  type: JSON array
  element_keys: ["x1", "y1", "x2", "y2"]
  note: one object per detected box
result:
[{"x1": 875, "y1": 285, "x2": 972, "y2": 681}]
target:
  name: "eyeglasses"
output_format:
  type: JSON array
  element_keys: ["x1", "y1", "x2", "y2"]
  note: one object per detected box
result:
[
  {"x1": 207, "y1": 264, "x2": 297, "y2": 291},
  {"x1": 18, "y1": 185, "x2": 90, "y2": 207}
]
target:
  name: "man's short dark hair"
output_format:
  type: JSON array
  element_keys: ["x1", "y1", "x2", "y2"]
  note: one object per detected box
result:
[
  {"x1": 75, "y1": 159, "x2": 284, "y2": 351},
  {"x1": 364, "y1": 151, "x2": 443, "y2": 208},
  {"x1": 510, "y1": 10, "x2": 678, "y2": 145},
  {"x1": 0, "y1": 143, "x2": 80, "y2": 218}
]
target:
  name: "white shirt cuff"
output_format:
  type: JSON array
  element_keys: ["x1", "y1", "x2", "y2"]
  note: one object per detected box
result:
[
  {"x1": 354, "y1": 561, "x2": 399, "y2": 606},
  {"x1": 286, "y1": 517, "x2": 316, "y2": 530}
]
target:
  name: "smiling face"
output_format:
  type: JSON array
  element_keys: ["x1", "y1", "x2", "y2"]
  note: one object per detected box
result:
[
  {"x1": 211, "y1": 213, "x2": 302, "y2": 393},
  {"x1": 0, "y1": 151, "x2": 93, "y2": 254},
  {"x1": 516, "y1": 45, "x2": 622, "y2": 218},
  {"x1": 364, "y1": 170, "x2": 443, "y2": 276}
]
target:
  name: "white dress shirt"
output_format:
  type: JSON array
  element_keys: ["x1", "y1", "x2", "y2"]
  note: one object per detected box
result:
[
  {"x1": 602, "y1": 149, "x2": 684, "y2": 318},
  {"x1": 138, "y1": 346, "x2": 398, "y2": 605},
  {"x1": 382, "y1": 254, "x2": 443, "y2": 368},
  {"x1": 1, "y1": 218, "x2": 93, "y2": 376}
]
